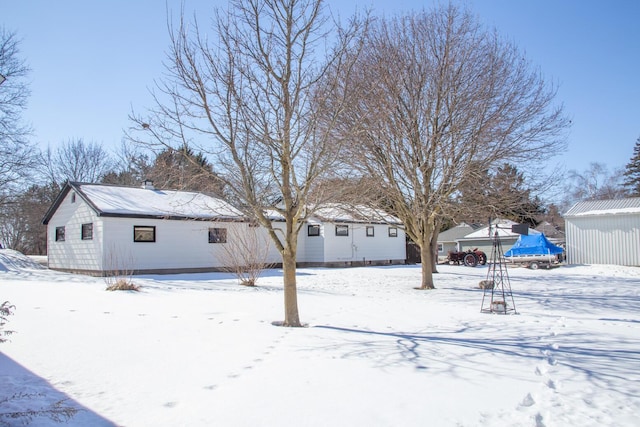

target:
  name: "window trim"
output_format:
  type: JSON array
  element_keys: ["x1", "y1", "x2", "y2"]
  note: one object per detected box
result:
[
  {"x1": 308, "y1": 224, "x2": 321, "y2": 237},
  {"x1": 388, "y1": 227, "x2": 398, "y2": 237},
  {"x1": 81, "y1": 223, "x2": 93, "y2": 240},
  {"x1": 366, "y1": 226, "x2": 375, "y2": 237},
  {"x1": 133, "y1": 225, "x2": 156, "y2": 243},
  {"x1": 55, "y1": 226, "x2": 65, "y2": 242},
  {"x1": 208, "y1": 227, "x2": 227, "y2": 244},
  {"x1": 335, "y1": 224, "x2": 349, "y2": 237}
]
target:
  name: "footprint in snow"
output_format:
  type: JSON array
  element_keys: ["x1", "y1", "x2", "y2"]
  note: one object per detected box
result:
[{"x1": 519, "y1": 393, "x2": 535, "y2": 408}]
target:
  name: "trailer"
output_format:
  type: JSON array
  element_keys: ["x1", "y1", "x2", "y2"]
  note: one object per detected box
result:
[
  {"x1": 503, "y1": 253, "x2": 562, "y2": 269},
  {"x1": 503, "y1": 234, "x2": 564, "y2": 270}
]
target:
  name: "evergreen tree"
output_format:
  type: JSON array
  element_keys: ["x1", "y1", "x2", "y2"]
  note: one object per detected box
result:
[
  {"x1": 456, "y1": 163, "x2": 544, "y2": 227},
  {"x1": 623, "y1": 136, "x2": 640, "y2": 196}
]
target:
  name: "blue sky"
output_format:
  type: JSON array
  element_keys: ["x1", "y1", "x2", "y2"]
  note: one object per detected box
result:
[{"x1": 3, "y1": 0, "x2": 639, "y2": 175}]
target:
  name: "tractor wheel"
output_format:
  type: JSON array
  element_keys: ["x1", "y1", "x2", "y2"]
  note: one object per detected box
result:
[
  {"x1": 463, "y1": 253, "x2": 478, "y2": 267},
  {"x1": 477, "y1": 252, "x2": 487, "y2": 265}
]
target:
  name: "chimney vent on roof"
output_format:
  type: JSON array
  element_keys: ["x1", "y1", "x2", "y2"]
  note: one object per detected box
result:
[{"x1": 142, "y1": 179, "x2": 155, "y2": 190}]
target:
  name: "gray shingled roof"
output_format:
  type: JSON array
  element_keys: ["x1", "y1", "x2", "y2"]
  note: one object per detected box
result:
[{"x1": 438, "y1": 222, "x2": 482, "y2": 242}]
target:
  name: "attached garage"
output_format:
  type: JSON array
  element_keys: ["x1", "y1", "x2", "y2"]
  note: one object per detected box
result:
[{"x1": 564, "y1": 197, "x2": 640, "y2": 266}]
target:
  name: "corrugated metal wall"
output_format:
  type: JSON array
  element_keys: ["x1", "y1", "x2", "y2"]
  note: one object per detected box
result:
[{"x1": 566, "y1": 214, "x2": 640, "y2": 266}]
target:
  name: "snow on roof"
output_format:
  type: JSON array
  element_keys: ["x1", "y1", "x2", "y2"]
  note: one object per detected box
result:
[
  {"x1": 311, "y1": 204, "x2": 401, "y2": 224},
  {"x1": 77, "y1": 183, "x2": 244, "y2": 220},
  {"x1": 264, "y1": 204, "x2": 401, "y2": 224},
  {"x1": 564, "y1": 197, "x2": 640, "y2": 217},
  {"x1": 460, "y1": 219, "x2": 539, "y2": 240}
]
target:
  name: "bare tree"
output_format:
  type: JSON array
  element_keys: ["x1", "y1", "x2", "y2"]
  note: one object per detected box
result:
[
  {"x1": 563, "y1": 162, "x2": 628, "y2": 208},
  {"x1": 40, "y1": 138, "x2": 115, "y2": 185},
  {"x1": 0, "y1": 183, "x2": 56, "y2": 254},
  {"x1": 218, "y1": 225, "x2": 274, "y2": 286},
  {"x1": 128, "y1": 0, "x2": 366, "y2": 326},
  {"x1": 339, "y1": 5, "x2": 569, "y2": 289},
  {"x1": 0, "y1": 27, "x2": 35, "y2": 206}
]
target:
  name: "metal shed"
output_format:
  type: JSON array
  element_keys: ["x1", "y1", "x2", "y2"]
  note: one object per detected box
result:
[{"x1": 564, "y1": 197, "x2": 640, "y2": 266}]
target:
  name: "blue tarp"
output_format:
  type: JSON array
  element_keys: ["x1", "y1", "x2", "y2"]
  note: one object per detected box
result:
[{"x1": 504, "y1": 233, "x2": 564, "y2": 257}]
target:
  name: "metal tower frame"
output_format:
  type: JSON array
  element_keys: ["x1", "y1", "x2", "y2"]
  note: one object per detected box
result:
[{"x1": 481, "y1": 230, "x2": 517, "y2": 314}]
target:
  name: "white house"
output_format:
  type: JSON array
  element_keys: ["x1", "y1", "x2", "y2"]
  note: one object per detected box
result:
[
  {"x1": 564, "y1": 197, "x2": 640, "y2": 266},
  {"x1": 43, "y1": 183, "x2": 406, "y2": 275},
  {"x1": 296, "y1": 204, "x2": 406, "y2": 267},
  {"x1": 42, "y1": 181, "x2": 256, "y2": 275}
]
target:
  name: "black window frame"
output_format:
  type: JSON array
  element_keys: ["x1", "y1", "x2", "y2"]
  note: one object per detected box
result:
[
  {"x1": 208, "y1": 227, "x2": 227, "y2": 244},
  {"x1": 308, "y1": 224, "x2": 321, "y2": 237},
  {"x1": 366, "y1": 226, "x2": 375, "y2": 237},
  {"x1": 55, "y1": 226, "x2": 65, "y2": 242},
  {"x1": 388, "y1": 227, "x2": 398, "y2": 237},
  {"x1": 81, "y1": 223, "x2": 93, "y2": 240},
  {"x1": 335, "y1": 224, "x2": 349, "y2": 237},
  {"x1": 133, "y1": 225, "x2": 156, "y2": 243}
]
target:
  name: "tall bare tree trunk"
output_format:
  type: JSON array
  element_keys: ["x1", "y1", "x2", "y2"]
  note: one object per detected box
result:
[
  {"x1": 430, "y1": 229, "x2": 440, "y2": 274},
  {"x1": 282, "y1": 249, "x2": 300, "y2": 326},
  {"x1": 419, "y1": 238, "x2": 435, "y2": 289}
]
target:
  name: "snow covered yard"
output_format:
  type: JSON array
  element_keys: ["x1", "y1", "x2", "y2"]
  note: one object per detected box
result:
[{"x1": 1, "y1": 250, "x2": 639, "y2": 426}]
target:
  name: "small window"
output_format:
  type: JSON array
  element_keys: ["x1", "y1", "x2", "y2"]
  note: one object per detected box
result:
[
  {"x1": 209, "y1": 228, "x2": 227, "y2": 244},
  {"x1": 71, "y1": 193, "x2": 76, "y2": 203},
  {"x1": 81, "y1": 223, "x2": 93, "y2": 240},
  {"x1": 134, "y1": 225, "x2": 156, "y2": 242},
  {"x1": 55, "y1": 226, "x2": 65, "y2": 242},
  {"x1": 366, "y1": 226, "x2": 375, "y2": 237},
  {"x1": 437, "y1": 243, "x2": 443, "y2": 253},
  {"x1": 308, "y1": 224, "x2": 320, "y2": 237},
  {"x1": 388, "y1": 227, "x2": 398, "y2": 237},
  {"x1": 335, "y1": 225, "x2": 349, "y2": 237}
]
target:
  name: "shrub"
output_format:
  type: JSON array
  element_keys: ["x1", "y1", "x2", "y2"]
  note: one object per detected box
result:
[
  {"x1": 0, "y1": 301, "x2": 15, "y2": 344},
  {"x1": 105, "y1": 279, "x2": 140, "y2": 292}
]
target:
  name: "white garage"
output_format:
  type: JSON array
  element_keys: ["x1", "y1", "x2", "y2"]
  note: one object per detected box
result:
[{"x1": 564, "y1": 197, "x2": 640, "y2": 266}]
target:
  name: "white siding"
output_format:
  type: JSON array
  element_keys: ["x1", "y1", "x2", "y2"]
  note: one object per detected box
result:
[
  {"x1": 566, "y1": 214, "x2": 640, "y2": 266},
  {"x1": 298, "y1": 223, "x2": 325, "y2": 263},
  {"x1": 101, "y1": 218, "x2": 263, "y2": 271},
  {"x1": 322, "y1": 223, "x2": 405, "y2": 263},
  {"x1": 47, "y1": 191, "x2": 103, "y2": 271}
]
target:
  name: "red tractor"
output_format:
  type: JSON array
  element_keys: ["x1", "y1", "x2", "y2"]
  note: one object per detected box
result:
[{"x1": 446, "y1": 248, "x2": 487, "y2": 267}]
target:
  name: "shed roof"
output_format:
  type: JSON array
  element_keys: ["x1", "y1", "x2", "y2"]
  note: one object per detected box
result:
[
  {"x1": 564, "y1": 197, "x2": 640, "y2": 218},
  {"x1": 43, "y1": 182, "x2": 245, "y2": 224}
]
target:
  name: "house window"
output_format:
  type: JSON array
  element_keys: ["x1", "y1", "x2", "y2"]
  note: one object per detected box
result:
[
  {"x1": 55, "y1": 226, "x2": 65, "y2": 242},
  {"x1": 308, "y1": 224, "x2": 320, "y2": 237},
  {"x1": 134, "y1": 225, "x2": 156, "y2": 242},
  {"x1": 388, "y1": 227, "x2": 398, "y2": 237},
  {"x1": 209, "y1": 227, "x2": 227, "y2": 244},
  {"x1": 71, "y1": 193, "x2": 76, "y2": 203},
  {"x1": 81, "y1": 223, "x2": 93, "y2": 240},
  {"x1": 438, "y1": 243, "x2": 443, "y2": 252},
  {"x1": 335, "y1": 225, "x2": 349, "y2": 236},
  {"x1": 366, "y1": 226, "x2": 375, "y2": 237}
]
